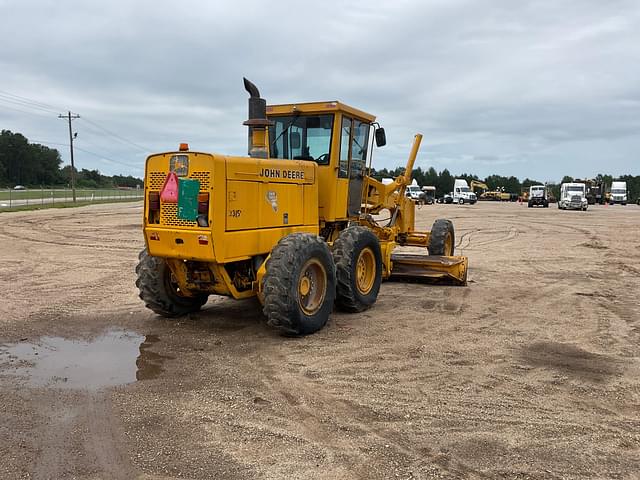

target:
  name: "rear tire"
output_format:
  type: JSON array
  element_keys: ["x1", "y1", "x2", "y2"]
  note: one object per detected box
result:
[
  {"x1": 428, "y1": 219, "x2": 455, "y2": 256},
  {"x1": 135, "y1": 249, "x2": 208, "y2": 317},
  {"x1": 262, "y1": 234, "x2": 336, "y2": 336},
  {"x1": 333, "y1": 226, "x2": 383, "y2": 313}
]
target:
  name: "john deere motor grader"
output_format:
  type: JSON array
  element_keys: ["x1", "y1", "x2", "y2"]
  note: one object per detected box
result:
[{"x1": 136, "y1": 79, "x2": 468, "y2": 335}]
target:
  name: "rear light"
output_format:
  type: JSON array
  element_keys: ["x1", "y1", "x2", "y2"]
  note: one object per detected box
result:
[
  {"x1": 148, "y1": 191, "x2": 160, "y2": 223},
  {"x1": 197, "y1": 192, "x2": 210, "y2": 227},
  {"x1": 198, "y1": 192, "x2": 209, "y2": 213},
  {"x1": 148, "y1": 191, "x2": 160, "y2": 210}
]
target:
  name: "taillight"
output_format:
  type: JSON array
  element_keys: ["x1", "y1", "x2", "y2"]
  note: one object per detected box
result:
[
  {"x1": 149, "y1": 191, "x2": 160, "y2": 210},
  {"x1": 148, "y1": 191, "x2": 160, "y2": 223},
  {"x1": 197, "y1": 192, "x2": 209, "y2": 227},
  {"x1": 198, "y1": 193, "x2": 209, "y2": 214}
]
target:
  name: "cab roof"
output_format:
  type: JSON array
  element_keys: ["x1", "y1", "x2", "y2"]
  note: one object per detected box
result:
[{"x1": 267, "y1": 101, "x2": 376, "y2": 123}]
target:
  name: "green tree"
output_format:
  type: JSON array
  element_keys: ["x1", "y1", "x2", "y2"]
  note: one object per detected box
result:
[
  {"x1": 560, "y1": 175, "x2": 574, "y2": 184},
  {"x1": 438, "y1": 169, "x2": 454, "y2": 196}
]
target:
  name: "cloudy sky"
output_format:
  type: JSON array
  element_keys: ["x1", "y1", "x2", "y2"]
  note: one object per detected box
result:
[{"x1": 1, "y1": 0, "x2": 639, "y2": 182}]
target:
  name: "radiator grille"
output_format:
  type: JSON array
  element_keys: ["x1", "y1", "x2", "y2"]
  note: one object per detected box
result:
[
  {"x1": 150, "y1": 170, "x2": 211, "y2": 229},
  {"x1": 148, "y1": 172, "x2": 166, "y2": 191},
  {"x1": 190, "y1": 171, "x2": 210, "y2": 191},
  {"x1": 160, "y1": 202, "x2": 198, "y2": 227},
  {"x1": 147, "y1": 171, "x2": 210, "y2": 192}
]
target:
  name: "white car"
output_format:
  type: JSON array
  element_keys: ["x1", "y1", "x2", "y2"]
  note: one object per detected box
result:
[{"x1": 13, "y1": 185, "x2": 26, "y2": 190}]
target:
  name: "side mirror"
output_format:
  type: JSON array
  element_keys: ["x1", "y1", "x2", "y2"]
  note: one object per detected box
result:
[
  {"x1": 290, "y1": 132, "x2": 301, "y2": 149},
  {"x1": 375, "y1": 128, "x2": 386, "y2": 147}
]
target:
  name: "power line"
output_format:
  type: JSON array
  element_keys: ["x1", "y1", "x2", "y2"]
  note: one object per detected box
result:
[
  {"x1": 31, "y1": 139, "x2": 141, "y2": 170},
  {"x1": 0, "y1": 89, "x2": 151, "y2": 153},
  {"x1": 79, "y1": 117, "x2": 151, "y2": 153},
  {"x1": 74, "y1": 146, "x2": 140, "y2": 169},
  {"x1": 0, "y1": 93, "x2": 60, "y2": 115},
  {"x1": 0, "y1": 89, "x2": 63, "y2": 112},
  {"x1": 30, "y1": 139, "x2": 69, "y2": 147},
  {"x1": 76, "y1": 121, "x2": 139, "y2": 158},
  {"x1": 0, "y1": 103, "x2": 56, "y2": 119}
]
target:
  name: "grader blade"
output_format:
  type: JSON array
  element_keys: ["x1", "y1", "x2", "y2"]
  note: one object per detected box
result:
[{"x1": 389, "y1": 253, "x2": 468, "y2": 286}]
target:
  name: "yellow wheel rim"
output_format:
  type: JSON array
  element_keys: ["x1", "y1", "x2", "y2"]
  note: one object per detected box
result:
[
  {"x1": 297, "y1": 258, "x2": 327, "y2": 316},
  {"x1": 355, "y1": 247, "x2": 376, "y2": 295},
  {"x1": 444, "y1": 233, "x2": 453, "y2": 256}
]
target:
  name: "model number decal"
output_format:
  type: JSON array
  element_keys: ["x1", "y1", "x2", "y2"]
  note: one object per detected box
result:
[{"x1": 228, "y1": 209, "x2": 242, "y2": 218}]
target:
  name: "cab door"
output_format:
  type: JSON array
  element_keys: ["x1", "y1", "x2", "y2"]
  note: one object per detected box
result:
[{"x1": 339, "y1": 116, "x2": 370, "y2": 217}]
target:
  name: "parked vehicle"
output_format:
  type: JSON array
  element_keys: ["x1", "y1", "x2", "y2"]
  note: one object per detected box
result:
[
  {"x1": 13, "y1": 185, "x2": 26, "y2": 190},
  {"x1": 405, "y1": 184, "x2": 425, "y2": 204},
  {"x1": 528, "y1": 185, "x2": 549, "y2": 208},
  {"x1": 558, "y1": 183, "x2": 588, "y2": 211},
  {"x1": 452, "y1": 179, "x2": 477, "y2": 205},
  {"x1": 437, "y1": 193, "x2": 453, "y2": 204},
  {"x1": 421, "y1": 186, "x2": 436, "y2": 204},
  {"x1": 609, "y1": 181, "x2": 627, "y2": 205}
]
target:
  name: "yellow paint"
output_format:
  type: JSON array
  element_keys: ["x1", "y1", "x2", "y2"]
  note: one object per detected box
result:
[{"x1": 142, "y1": 104, "x2": 468, "y2": 299}]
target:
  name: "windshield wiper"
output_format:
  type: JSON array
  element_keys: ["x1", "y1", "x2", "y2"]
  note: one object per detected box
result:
[{"x1": 271, "y1": 111, "x2": 301, "y2": 152}]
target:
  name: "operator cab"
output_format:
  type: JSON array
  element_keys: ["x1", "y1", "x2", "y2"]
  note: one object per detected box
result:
[{"x1": 266, "y1": 101, "x2": 386, "y2": 221}]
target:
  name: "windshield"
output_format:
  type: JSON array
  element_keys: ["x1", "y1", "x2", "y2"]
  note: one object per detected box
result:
[
  {"x1": 611, "y1": 189, "x2": 626, "y2": 194},
  {"x1": 567, "y1": 186, "x2": 584, "y2": 192},
  {"x1": 408, "y1": 186, "x2": 420, "y2": 192},
  {"x1": 268, "y1": 114, "x2": 333, "y2": 164},
  {"x1": 459, "y1": 187, "x2": 470, "y2": 192}
]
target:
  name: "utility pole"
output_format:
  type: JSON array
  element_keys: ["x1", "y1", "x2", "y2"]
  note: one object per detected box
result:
[{"x1": 58, "y1": 111, "x2": 80, "y2": 202}]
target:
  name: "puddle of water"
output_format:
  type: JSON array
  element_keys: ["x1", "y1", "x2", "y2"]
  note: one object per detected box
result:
[{"x1": 0, "y1": 329, "x2": 172, "y2": 390}]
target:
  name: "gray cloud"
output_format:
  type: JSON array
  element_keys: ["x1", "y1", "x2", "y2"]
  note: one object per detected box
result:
[{"x1": 1, "y1": 0, "x2": 638, "y2": 181}]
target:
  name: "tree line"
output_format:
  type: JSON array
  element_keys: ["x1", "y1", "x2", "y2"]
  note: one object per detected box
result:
[
  {"x1": 0, "y1": 130, "x2": 142, "y2": 189},
  {"x1": 2, "y1": 129, "x2": 638, "y2": 199},
  {"x1": 371, "y1": 166, "x2": 640, "y2": 201}
]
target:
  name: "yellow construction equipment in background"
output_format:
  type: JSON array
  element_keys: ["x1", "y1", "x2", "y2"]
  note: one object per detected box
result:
[
  {"x1": 136, "y1": 78, "x2": 468, "y2": 335},
  {"x1": 470, "y1": 180, "x2": 489, "y2": 196}
]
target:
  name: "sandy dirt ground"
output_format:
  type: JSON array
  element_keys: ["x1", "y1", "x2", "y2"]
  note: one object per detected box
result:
[{"x1": 1, "y1": 201, "x2": 639, "y2": 479}]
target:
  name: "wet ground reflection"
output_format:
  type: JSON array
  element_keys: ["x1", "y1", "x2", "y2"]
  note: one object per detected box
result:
[{"x1": 0, "y1": 329, "x2": 171, "y2": 389}]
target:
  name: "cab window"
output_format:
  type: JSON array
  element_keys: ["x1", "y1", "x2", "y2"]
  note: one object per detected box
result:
[
  {"x1": 339, "y1": 116, "x2": 370, "y2": 179},
  {"x1": 350, "y1": 119, "x2": 369, "y2": 179},
  {"x1": 339, "y1": 116, "x2": 351, "y2": 178},
  {"x1": 268, "y1": 114, "x2": 333, "y2": 164}
]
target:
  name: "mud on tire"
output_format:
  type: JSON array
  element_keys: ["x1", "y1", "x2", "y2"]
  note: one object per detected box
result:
[
  {"x1": 135, "y1": 249, "x2": 208, "y2": 317},
  {"x1": 262, "y1": 233, "x2": 336, "y2": 336},
  {"x1": 428, "y1": 219, "x2": 455, "y2": 256},
  {"x1": 332, "y1": 226, "x2": 383, "y2": 313}
]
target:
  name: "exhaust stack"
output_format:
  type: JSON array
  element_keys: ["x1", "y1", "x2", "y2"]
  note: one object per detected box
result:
[{"x1": 242, "y1": 78, "x2": 272, "y2": 159}]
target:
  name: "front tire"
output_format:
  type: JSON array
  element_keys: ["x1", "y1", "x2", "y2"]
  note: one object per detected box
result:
[
  {"x1": 262, "y1": 234, "x2": 336, "y2": 335},
  {"x1": 428, "y1": 219, "x2": 455, "y2": 256},
  {"x1": 135, "y1": 249, "x2": 208, "y2": 317},
  {"x1": 458, "y1": 198, "x2": 464, "y2": 205},
  {"x1": 333, "y1": 226, "x2": 383, "y2": 313}
]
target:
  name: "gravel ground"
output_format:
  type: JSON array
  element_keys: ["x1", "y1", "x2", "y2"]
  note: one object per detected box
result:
[{"x1": 1, "y1": 201, "x2": 639, "y2": 479}]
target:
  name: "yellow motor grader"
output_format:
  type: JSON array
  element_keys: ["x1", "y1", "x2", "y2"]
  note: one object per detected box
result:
[{"x1": 136, "y1": 79, "x2": 468, "y2": 335}]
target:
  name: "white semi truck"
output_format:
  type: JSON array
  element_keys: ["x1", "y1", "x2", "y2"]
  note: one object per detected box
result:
[
  {"x1": 609, "y1": 181, "x2": 627, "y2": 205},
  {"x1": 528, "y1": 185, "x2": 549, "y2": 208},
  {"x1": 452, "y1": 179, "x2": 477, "y2": 205},
  {"x1": 559, "y1": 183, "x2": 588, "y2": 211}
]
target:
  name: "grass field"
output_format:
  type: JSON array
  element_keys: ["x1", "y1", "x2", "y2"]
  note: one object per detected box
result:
[
  {"x1": 0, "y1": 196, "x2": 142, "y2": 212},
  {"x1": 0, "y1": 188, "x2": 142, "y2": 201}
]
